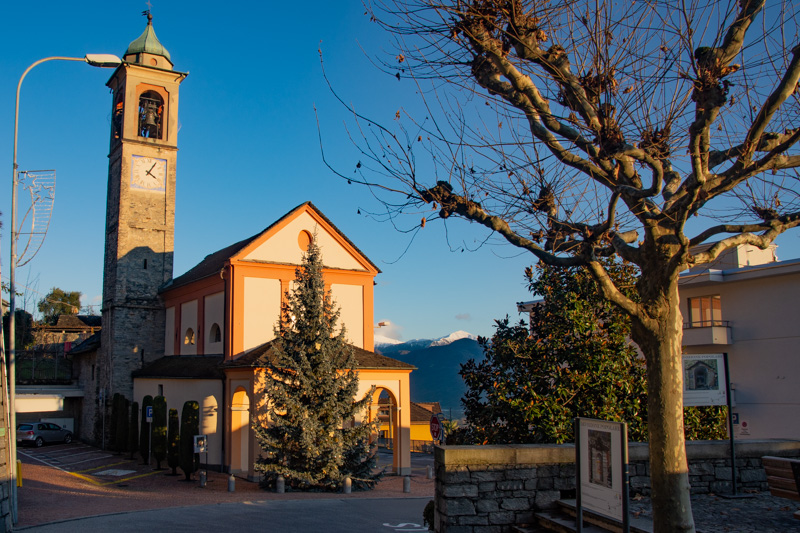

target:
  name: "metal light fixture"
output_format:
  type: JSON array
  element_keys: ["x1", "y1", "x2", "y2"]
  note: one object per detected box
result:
[{"x1": 5, "y1": 52, "x2": 122, "y2": 525}]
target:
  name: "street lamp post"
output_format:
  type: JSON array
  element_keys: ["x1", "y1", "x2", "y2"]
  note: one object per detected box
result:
[{"x1": 6, "y1": 53, "x2": 121, "y2": 524}]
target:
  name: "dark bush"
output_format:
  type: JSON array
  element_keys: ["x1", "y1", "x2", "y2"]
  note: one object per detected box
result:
[
  {"x1": 129, "y1": 401, "x2": 139, "y2": 459},
  {"x1": 179, "y1": 401, "x2": 199, "y2": 481},
  {"x1": 117, "y1": 397, "x2": 130, "y2": 455},
  {"x1": 152, "y1": 396, "x2": 167, "y2": 469},
  {"x1": 167, "y1": 408, "x2": 180, "y2": 475},
  {"x1": 109, "y1": 393, "x2": 120, "y2": 451}
]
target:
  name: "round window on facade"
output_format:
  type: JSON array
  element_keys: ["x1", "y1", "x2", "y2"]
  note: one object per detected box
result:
[{"x1": 298, "y1": 230, "x2": 312, "y2": 251}]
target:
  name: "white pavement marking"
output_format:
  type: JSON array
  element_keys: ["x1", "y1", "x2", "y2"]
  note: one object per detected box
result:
[
  {"x1": 59, "y1": 456, "x2": 122, "y2": 467},
  {"x1": 44, "y1": 449, "x2": 111, "y2": 460},
  {"x1": 93, "y1": 469, "x2": 136, "y2": 476},
  {"x1": 21, "y1": 447, "x2": 118, "y2": 468},
  {"x1": 18, "y1": 450, "x2": 73, "y2": 474},
  {"x1": 382, "y1": 523, "x2": 428, "y2": 532}
]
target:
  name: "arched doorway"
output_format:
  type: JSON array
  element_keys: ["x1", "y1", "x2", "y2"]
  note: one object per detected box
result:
[
  {"x1": 231, "y1": 387, "x2": 250, "y2": 476},
  {"x1": 202, "y1": 395, "x2": 219, "y2": 467},
  {"x1": 372, "y1": 388, "x2": 401, "y2": 474}
]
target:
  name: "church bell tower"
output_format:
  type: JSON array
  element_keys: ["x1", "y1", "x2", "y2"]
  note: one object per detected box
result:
[{"x1": 99, "y1": 12, "x2": 187, "y2": 405}]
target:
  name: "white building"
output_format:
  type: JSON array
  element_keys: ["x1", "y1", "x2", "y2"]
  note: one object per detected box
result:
[{"x1": 680, "y1": 244, "x2": 800, "y2": 440}]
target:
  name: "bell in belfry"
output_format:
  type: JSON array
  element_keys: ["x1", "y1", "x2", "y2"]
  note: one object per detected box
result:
[{"x1": 140, "y1": 98, "x2": 161, "y2": 138}]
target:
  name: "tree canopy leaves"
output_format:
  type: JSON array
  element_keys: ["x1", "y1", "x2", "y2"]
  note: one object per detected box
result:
[
  {"x1": 37, "y1": 287, "x2": 81, "y2": 325},
  {"x1": 460, "y1": 261, "x2": 725, "y2": 445}
]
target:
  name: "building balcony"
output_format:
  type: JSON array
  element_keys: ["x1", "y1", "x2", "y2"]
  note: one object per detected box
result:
[{"x1": 682, "y1": 321, "x2": 732, "y2": 346}]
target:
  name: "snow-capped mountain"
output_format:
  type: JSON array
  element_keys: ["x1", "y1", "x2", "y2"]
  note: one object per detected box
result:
[
  {"x1": 375, "y1": 330, "x2": 477, "y2": 350},
  {"x1": 430, "y1": 330, "x2": 477, "y2": 347},
  {"x1": 374, "y1": 332, "x2": 483, "y2": 420}
]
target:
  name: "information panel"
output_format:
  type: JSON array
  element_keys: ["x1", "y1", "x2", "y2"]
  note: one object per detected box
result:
[
  {"x1": 577, "y1": 418, "x2": 627, "y2": 523},
  {"x1": 682, "y1": 353, "x2": 727, "y2": 406}
]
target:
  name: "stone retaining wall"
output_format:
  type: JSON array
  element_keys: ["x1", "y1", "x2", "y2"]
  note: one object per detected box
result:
[{"x1": 434, "y1": 439, "x2": 800, "y2": 533}]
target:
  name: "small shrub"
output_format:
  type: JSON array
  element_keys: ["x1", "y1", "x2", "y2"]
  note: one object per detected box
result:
[
  {"x1": 109, "y1": 393, "x2": 120, "y2": 451},
  {"x1": 129, "y1": 401, "x2": 139, "y2": 459},
  {"x1": 117, "y1": 397, "x2": 130, "y2": 455},
  {"x1": 152, "y1": 396, "x2": 168, "y2": 469},
  {"x1": 167, "y1": 408, "x2": 180, "y2": 475},
  {"x1": 180, "y1": 401, "x2": 200, "y2": 481},
  {"x1": 423, "y1": 500, "x2": 434, "y2": 531}
]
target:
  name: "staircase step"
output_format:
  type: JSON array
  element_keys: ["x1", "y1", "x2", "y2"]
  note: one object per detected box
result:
[
  {"x1": 533, "y1": 510, "x2": 610, "y2": 533},
  {"x1": 554, "y1": 500, "x2": 653, "y2": 533}
]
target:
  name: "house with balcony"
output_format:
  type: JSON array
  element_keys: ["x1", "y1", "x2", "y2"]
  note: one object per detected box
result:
[{"x1": 679, "y1": 243, "x2": 800, "y2": 440}]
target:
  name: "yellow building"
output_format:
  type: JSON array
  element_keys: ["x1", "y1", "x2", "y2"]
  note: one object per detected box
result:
[{"x1": 133, "y1": 202, "x2": 415, "y2": 478}]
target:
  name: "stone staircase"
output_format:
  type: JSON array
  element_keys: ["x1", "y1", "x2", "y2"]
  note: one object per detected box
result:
[{"x1": 512, "y1": 500, "x2": 653, "y2": 533}]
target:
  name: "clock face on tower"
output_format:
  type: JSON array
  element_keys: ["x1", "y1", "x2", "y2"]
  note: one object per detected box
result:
[{"x1": 130, "y1": 155, "x2": 167, "y2": 192}]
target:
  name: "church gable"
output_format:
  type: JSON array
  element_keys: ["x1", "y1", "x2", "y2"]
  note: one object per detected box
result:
[{"x1": 233, "y1": 203, "x2": 378, "y2": 273}]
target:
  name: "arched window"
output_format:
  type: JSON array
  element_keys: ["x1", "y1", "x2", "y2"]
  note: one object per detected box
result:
[
  {"x1": 112, "y1": 91, "x2": 124, "y2": 140},
  {"x1": 210, "y1": 323, "x2": 221, "y2": 343},
  {"x1": 138, "y1": 90, "x2": 164, "y2": 139},
  {"x1": 184, "y1": 328, "x2": 195, "y2": 345}
]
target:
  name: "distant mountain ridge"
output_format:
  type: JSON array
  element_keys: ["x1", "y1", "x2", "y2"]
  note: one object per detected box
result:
[
  {"x1": 376, "y1": 330, "x2": 478, "y2": 353},
  {"x1": 375, "y1": 332, "x2": 483, "y2": 420}
]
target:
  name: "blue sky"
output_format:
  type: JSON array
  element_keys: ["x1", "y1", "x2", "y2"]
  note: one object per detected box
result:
[
  {"x1": 1, "y1": 1, "x2": 535, "y2": 341},
  {"x1": 3, "y1": 1, "x2": 800, "y2": 342}
]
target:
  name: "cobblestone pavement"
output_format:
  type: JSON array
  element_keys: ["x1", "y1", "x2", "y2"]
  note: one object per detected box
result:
[{"x1": 630, "y1": 492, "x2": 800, "y2": 532}]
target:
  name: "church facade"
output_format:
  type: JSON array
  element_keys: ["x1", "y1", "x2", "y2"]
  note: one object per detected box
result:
[{"x1": 76, "y1": 15, "x2": 413, "y2": 478}]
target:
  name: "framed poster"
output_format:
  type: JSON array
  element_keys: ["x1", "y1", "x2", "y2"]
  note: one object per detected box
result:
[
  {"x1": 682, "y1": 353, "x2": 727, "y2": 406},
  {"x1": 576, "y1": 418, "x2": 628, "y2": 525}
]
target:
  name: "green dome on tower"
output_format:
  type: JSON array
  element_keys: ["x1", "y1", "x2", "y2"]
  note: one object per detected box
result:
[{"x1": 125, "y1": 12, "x2": 171, "y2": 62}]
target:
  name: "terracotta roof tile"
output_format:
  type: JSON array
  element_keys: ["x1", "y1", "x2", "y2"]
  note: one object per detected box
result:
[
  {"x1": 68, "y1": 332, "x2": 101, "y2": 355},
  {"x1": 53, "y1": 315, "x2": 102, "y2": 328},
  {"x1": 221, "y1": 340, "x2": 415, "y2": 370},
  {"x1": 132, "y1": 356, "x2": 226, "y2": 379}
]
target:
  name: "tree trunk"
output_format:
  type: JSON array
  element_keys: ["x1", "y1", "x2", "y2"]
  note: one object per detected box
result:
[{"x1": 630, "y1": 277, "x2": 695, "y2": 533}]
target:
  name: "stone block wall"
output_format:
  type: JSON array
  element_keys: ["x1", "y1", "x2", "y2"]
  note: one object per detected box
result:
[{"x1": 434, "y1": 440, "x2": 800, "y2": 533}]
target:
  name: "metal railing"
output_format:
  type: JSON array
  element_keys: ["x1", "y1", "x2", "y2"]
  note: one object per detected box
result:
[
  {"x1": 683, "y1": 320, "x2": 731, "y2": 329},
  {"x1": 378, "y1": 437, "x2": 435, "y2": 454},
  {"x1": 14, "y1": 349, "x2": 73, "y2": 382}
]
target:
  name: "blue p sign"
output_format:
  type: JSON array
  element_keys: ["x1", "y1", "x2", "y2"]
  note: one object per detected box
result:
[{"x1": 145, "y1": 405, "x2": 153, "y2": 423}]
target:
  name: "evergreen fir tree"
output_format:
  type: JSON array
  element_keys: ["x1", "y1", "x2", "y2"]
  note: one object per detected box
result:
[{"x1": 253, "y1": 237, "x2": 379, "y2": 491}]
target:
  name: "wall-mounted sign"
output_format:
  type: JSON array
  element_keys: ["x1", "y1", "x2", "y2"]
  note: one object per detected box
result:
[{"x1": 682, "y1": 353, "x2": 727, "y2": 406}]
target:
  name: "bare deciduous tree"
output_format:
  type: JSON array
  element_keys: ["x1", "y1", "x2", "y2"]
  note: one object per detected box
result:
[{"x1": 323, "y1": 1, "x2": 799, "y2": 530}]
